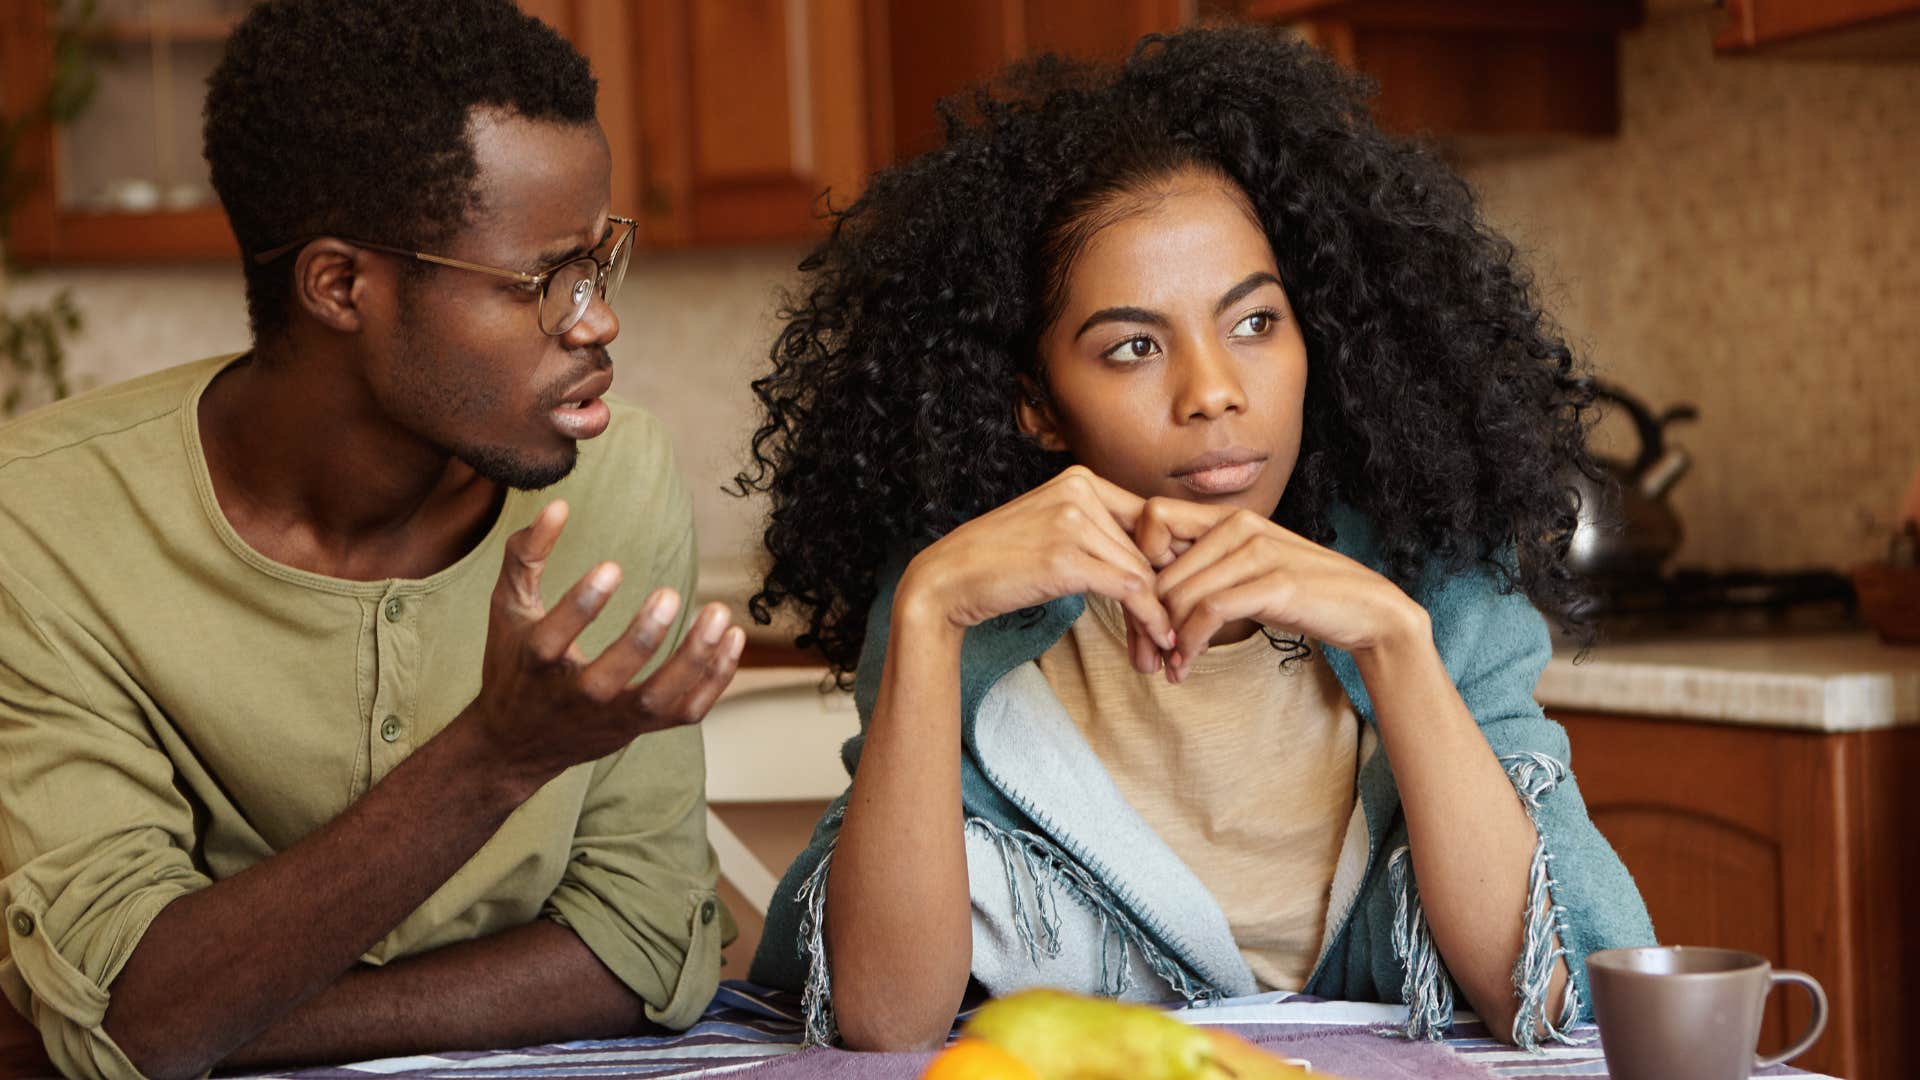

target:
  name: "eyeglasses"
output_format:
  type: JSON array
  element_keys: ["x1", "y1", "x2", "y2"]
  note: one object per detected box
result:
[{"x1": 252, "y1": 215, "x2": 637, "y2": 336}]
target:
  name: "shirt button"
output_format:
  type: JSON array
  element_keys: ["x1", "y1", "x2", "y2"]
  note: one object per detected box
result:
[
  {"x1": 384, "y1": 597, "x2": 405, "y2": 622},
  {"x1": 10, "y1": 911, "x2": 34, "y2": 937},
  {"x1": 699, "y1": 899, "x2": 717, "y2": 926},
  {"x1": 380, "y1": 715, "x2": 403, "y2": 742}
]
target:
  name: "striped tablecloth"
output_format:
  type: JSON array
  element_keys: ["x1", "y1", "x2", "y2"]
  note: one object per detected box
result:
[{"x1": 229, "y1": 983, "x2": 1835, "y2": 1080}]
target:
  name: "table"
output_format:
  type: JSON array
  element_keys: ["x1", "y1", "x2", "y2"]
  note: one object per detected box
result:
[{"x1": 206, "y1": 983, "x2": 1831, "y2": 1080}]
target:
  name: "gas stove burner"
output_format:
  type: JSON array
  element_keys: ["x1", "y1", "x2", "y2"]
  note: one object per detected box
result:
[{"x1": 1579, "y1": 567, "x2": 1859, "y2": 641}]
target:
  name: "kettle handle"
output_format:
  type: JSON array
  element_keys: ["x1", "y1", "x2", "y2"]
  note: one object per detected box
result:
[{"x1": 1591, "y1": 381, "x2": 1695, "y2": 477}]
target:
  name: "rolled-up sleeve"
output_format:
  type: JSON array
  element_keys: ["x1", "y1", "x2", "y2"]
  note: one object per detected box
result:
[
  {"x1": 542, "y1": 724, "x2": 731, "y2": 1030},
  {"x1": 541, "y1": 448, "x2": 731, "y2": 1030},
  {"x1": 0, "y1": 580, "x2": 212, "y2": 1080}
]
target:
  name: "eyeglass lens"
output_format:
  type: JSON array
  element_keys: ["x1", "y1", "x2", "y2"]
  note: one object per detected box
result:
[{"x1": 539, "y1": 230, "x2": 635, "y2": 335}]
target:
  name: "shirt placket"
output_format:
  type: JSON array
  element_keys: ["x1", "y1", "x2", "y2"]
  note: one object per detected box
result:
[{"x1": 368, "y1": 585, "x2": 422, "y2": 782}]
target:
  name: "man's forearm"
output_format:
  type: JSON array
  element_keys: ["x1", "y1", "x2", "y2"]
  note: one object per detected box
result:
[
  {"x1": 223, "y1": 920, "x2": 647, "y2": 1068},
  {"x1": 103, "y1": 718, "x2": 547, "y2": 1080}
]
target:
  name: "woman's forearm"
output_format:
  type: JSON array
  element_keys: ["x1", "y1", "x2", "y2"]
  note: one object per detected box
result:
[
  {"x1": 823, "y1": 579, "x2": 975, "y2": 1050},
  {"x1": 1353, "y1": 606, "x2": 1568, "y2": 1042}
]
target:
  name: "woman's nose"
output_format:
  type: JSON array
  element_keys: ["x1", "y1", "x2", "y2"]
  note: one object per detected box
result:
[{"x1": 1173, "y1": 341, "x2": 1247, "y2": 423}]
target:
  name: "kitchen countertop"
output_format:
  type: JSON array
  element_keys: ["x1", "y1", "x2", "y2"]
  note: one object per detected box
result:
[{"x1": 1537, "y1": 631, "x2": 1920, "y2": 732}]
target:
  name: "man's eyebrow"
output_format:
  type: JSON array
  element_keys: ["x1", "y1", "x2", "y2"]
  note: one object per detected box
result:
[
  {"x1": 1074, "y1": 305, "x2": 1170, "y2": 341},
  {"x1": 529, "y1": 221, "x2": 615, "y2": 271},
  {"x1": 1214, "y1": 271, "x2": 1283, "y2": 316}
]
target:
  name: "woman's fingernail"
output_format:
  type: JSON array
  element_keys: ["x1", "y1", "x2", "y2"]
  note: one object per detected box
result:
[{"x1": 700, "y1": 606, "x2": 729, "y2": 645}]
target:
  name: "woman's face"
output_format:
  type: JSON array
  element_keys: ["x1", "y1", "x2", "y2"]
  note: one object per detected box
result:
[{"x1": 1024, "y1": 170, "x2": 1307, "y2": 518}]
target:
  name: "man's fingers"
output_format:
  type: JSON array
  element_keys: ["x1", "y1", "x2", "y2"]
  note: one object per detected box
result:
[
  {"x1": 660, "y1": 625, "x2": 747, "y2": 728},
  {"x1": 493, "y1": 500, "x2": 571, "y2": 614},
  {"x1": 626, "y1": 603, "x2": 735, "y2": 720},
  {"x1": 576, "y1": 588, "x2": 684, "y2": 700},
  {"x1": 525, "y1": 561, "x2": 621, "y2": 664}
]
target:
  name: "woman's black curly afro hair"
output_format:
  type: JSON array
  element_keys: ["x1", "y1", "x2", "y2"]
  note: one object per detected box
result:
[{"x1": 735, "y1": 25, "x2": 1596, "y2": 682}]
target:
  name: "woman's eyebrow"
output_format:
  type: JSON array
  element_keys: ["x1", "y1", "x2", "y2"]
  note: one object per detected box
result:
[
  {"x1": 1214, "y1": 271, "x2": 1283, "y2": 315},
  {"x1": 1074, "y1": 305, "x2": 1169, "y2": 340}
]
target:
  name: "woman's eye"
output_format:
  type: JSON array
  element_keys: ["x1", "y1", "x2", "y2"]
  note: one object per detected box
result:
[
  {"x1": 1230, "y1": 311, "x2": 1274, "y2": 338},
  {"x1": 1102, "y1": 336, "x2": 1159, "y2": 364}
]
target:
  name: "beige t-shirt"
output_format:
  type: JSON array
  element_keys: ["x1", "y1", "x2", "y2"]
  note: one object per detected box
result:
[
  {"x1": 1036, "y1": 595, "x2": 1359, "y2": 991},
  {"x1": 0, "y1": 356, "x2": 728, "y2": 1080}
]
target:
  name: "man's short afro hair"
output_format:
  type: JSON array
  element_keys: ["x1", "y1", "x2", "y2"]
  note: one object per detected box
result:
[{"x1": 204, "y1": 0, "x2": 598, "y2": 342}]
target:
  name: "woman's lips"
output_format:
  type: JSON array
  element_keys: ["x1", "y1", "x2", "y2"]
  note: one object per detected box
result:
[{"x1": 1172, "y1": 449, "x2": 1270, "y2": 496}]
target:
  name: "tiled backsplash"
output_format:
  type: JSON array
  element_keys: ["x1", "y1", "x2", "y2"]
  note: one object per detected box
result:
[
  {"x1": 1458, "y1": 5, "x2": 1919, "y2": 572},
  {"x1": 7, "y1": 4, "x2": 1914, "y2": 575}
]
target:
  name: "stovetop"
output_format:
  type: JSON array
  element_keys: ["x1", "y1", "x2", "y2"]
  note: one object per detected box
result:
[{"x1": 1577, "y1": 567, "x2": 1860, "y2": 641}]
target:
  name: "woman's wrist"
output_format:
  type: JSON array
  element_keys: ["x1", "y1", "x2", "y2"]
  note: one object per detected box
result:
[
  {"x1": 1347, "y1": 594, "x2": 1435, "y2": 678},
  {"x1": 892, "y1": 562, "x2": 970, "y2": 647}
]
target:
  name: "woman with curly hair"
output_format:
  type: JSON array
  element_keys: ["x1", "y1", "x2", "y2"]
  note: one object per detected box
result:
[{"x1": 736, "y1": 25, "x2": 1653, "y2": 1053}]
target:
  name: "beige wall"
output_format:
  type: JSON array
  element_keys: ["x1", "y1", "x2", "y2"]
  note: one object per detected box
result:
[
  {"x1": 9, "y1": 3, "x2": 1915, "y2": 575},
  {"x1": 1457, "y1": 5, "x2": 1920, "y2": 572}
]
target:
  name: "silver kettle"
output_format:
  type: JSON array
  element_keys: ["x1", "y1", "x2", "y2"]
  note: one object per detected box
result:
[{"x1": 1567, "y1": 382, "x2": 1697, "y2": 584}]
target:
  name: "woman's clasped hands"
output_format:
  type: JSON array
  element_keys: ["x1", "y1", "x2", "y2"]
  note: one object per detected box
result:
[{"x1": 897, "y1": 466, "x2": 1425, "y2": 682}]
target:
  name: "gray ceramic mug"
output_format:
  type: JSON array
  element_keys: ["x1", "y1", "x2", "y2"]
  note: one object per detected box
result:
[{"x1": 1587, "y1": 946, "x2": 1827, "y2": 1080}]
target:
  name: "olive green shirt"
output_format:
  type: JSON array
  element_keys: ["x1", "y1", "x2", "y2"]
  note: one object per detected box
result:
[{"x1": 0, "y1": 356, "x2": 729, "y2": 1080}]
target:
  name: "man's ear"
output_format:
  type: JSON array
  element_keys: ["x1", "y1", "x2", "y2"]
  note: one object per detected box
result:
[
  {"x1": 290, "y1": 239, "x2": 376, "y2": 334},
  {"x1": 1015, "y1": 377, "x2": 1069, "y2": 453}
]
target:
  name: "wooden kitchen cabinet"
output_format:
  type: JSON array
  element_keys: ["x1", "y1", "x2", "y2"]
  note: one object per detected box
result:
[
  {"x1": 1715, "y1": 0, "x2": 1920, "y2": 57},
  {"x1": 1556, "y1": 711, "x2": 1920, "y2": 1080},
  {"x1": 1234, "y1": 0, "x2": 1644, "y2": 136},
  {"x1": 2, "y1": 0, "x2": 241, "y2": 264},
  {"x1": 586, "y1": 0, "x2": 1192, "y2": 247},
  {"x1": 528, "y1": 0, "x2": 874, "y2": 249},
  {"x1": 873, "y1": 0, "x2": 1191, "y2": 164}
]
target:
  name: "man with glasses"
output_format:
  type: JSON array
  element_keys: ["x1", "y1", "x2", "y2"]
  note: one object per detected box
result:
[{"x1": 0, "y1": 3, "x2": 743, "y2": 1078}]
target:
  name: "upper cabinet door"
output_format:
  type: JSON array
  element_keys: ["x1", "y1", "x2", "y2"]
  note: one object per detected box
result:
[
  {"x1": 874, "y1": 0, "x2": 1192, "y2": 164},
  {"x1": 531, "y1": 0, "x2": 871, "y2": 250},
  {"x1": 1714, "y1": 0, "x2": 1920, "y2": 56},
  {"x1": 543, "y1": 0, "x2": 1193, "y2": 249},
  {"x1": 2, "y1": 0, "x2": 242, "y2": 264}
]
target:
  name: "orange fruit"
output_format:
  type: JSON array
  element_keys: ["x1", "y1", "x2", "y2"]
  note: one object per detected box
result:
[{"x1": 920, "y1": 1037, "x2": 1043, "y2": 1080}]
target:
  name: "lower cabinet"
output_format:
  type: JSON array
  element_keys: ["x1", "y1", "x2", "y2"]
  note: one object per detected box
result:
[{"x1": 1555, "y1": 711, "x2": 1920, "y2": 1080}]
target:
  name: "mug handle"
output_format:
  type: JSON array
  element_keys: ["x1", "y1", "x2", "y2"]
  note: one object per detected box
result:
[{"x1": 1755, "y1": 969, "x2": 1828, "y2": 1069}]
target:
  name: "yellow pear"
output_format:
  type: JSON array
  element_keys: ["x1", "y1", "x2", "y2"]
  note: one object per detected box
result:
[{"x1": 958, "y1": 989, "x2": 1313, "y2": 1080}]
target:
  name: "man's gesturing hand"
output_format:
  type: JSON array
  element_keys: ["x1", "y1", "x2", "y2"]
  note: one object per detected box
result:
[{"x1": 468, "y1": 500, "x2": 744, "y2": 791}]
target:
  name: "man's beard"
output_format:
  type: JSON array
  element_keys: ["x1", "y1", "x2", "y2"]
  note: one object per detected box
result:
[
  {"x1": 458, "y1": 437, "x2": 579, "y2": 491},
  {"x1": 391, "y1": 305, "x2": 605, "y2": 491}
]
